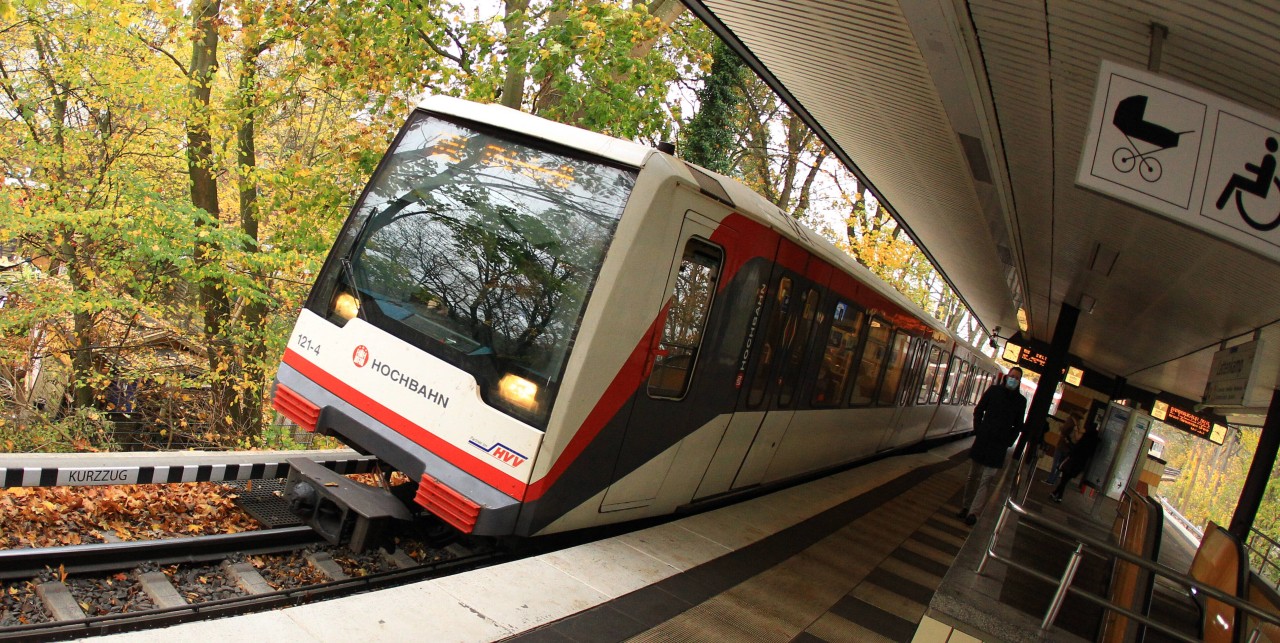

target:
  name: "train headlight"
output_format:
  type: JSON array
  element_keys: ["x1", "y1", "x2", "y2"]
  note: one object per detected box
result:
[
  {"x1": 497, "y1": 374, "x2": 539, "y2": 411},
  {"x1": 333, "y1": 291, "x2": 360, "y2": 320}
]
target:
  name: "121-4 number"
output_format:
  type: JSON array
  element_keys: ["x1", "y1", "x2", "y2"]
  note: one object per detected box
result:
[{"x1": 296, "y1": 334, "x2": 321, "y2": 357}]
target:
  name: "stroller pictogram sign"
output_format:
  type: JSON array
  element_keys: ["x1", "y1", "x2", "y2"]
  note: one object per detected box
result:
[
  {"x1": 1085, "y1": 74, "x2": 1206, "y2": 209},
  {"x1": 1111, "y1": 95, "x2": 1194, "y2": 183}
]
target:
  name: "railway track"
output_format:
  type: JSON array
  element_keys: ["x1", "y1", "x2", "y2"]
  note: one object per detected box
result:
[
  {"x1": 0, "y1": 450, "x2": 504, "y2": 641},
  {"x1": 0, "y1": 519, "x2": 497, "y2": 641}
]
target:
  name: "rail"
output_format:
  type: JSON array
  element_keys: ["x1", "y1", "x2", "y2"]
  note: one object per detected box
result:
[
  {"x1": 1247, "y1": 529, "x2": 1280, "y2": 590},
  {"x1": 979, "y1": 445, "x2": 1280, "y2": 641}
]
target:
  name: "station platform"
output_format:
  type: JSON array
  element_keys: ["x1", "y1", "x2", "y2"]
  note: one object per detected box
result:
[
  {"x1": 95, "y1": 439, "x2": 976, "y2": 642},
  {"x1": 918, "y1": 462, "x2": 1200, "y2": 642}
]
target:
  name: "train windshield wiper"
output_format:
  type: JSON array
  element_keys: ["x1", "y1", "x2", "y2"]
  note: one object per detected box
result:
[{"x1": 340, "y1": 257, "x2": 366, "y2": 318}]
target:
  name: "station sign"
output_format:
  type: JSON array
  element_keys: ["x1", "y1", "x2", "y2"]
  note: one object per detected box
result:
[
  {"x1": 1078, "y1": 61, "x2": 1280, "y2": 264},
  {"x1": 1153, "y1": 396, "x2": 1227, "y2": 444},
  {"x1": 1203, "y1": 339, "x2": 1268, "y2": 407}
]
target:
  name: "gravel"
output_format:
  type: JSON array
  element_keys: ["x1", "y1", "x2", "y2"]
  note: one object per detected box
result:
[
  {"x1": 65, "y1": 575, "x2": 156, "y2": 616},
  {"x1": 164, "y1": 564, "x2": 246, "y2": 603},
  {"x1": 0, "y1": 581, "x2": 50, "y2": 626}
]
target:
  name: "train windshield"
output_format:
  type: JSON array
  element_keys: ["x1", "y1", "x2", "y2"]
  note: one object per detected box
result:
[{"x1": 316, "y1": 111, "x2": 637, "y2": 429}]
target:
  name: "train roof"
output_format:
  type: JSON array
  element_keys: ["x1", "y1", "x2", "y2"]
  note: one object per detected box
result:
[
  {"x1": 417, "y1": 95, "x2": 652, "y2": 168},
  {"x1": 689, "y1": 163, "x2": 981, "y2": 353},
  {"x1": 415, "y1": 95, "x2": 987, "y2": 359}
]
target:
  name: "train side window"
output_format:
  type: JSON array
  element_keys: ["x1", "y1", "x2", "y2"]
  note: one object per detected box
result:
[
  {"x1": 899, "y1": 338, "x2": 928, "y2": 406},
  {"x1": 971, "y1": 371, "x2": 988, "y2": 403},
  {"x1": 647, "y1": 240, "x2": 722, "y2": 399},
  {"x1": 810, "y1": 302, "x2": 865, "y2": 407},
  {"x1": 956, "y1": 364, "x2": 974, "y2": 403},
  {"x1": 849, "y1": 318, "x2": 891, "y2": 406},
  {"x1": 946, "y1": 360, "x2": 968, "y2": 404},
  {"x1": 776, "y1": 288, "x2": 822, "y2": 407},
  {"x1": 746, "y1": 276, "x2": 793, "y2": 407},
  {"x1": 971, "y1": 372, "x2": 985, "y2": 402},
  {"x1": 915, "y1": 345, "x2": 942, "y2": 405},
  {"x1": 929, "y1": 351, "x2": 951, "y2": 404},
  {"x1": 877, "y1": 332, "x2": 912, "y2": 406},
  {"x1": 965, "y1": 366, "x2": 980, "y2": 403}
]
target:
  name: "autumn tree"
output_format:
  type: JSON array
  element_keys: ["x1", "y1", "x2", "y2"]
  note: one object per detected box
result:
[{"x1": 0, "y1": 0, "x2": 193, "y2": 417}]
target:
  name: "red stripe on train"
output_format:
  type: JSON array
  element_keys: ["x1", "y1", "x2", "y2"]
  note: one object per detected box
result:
[
  {"x1": 282, "y1": 348, "x2": 529, "y2": 500},
  {"x1": 524, "y1": 306, "x2": 668, "y2": 501},
  {"x1": 526, "y1": 211, "x2": 930, "y2": 500}
]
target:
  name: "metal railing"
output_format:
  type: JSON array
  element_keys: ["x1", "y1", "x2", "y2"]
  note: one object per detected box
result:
[
  {"x1": 977, "y1": 446, "x2": 1280, "y2": 642},
  {"x1": 1248, "y1": 530, "x2": 1280, "y2": 590}
]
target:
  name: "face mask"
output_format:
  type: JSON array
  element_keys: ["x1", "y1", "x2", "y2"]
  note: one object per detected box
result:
[{"x1": 1004, "y1": 376, "x2": 1018, "y2": 390}]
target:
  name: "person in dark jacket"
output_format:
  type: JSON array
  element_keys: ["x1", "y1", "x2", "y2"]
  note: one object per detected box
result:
[
  {"x1": 1050, "y1": 422, "x2": 1100, "y2": 502},
  {"x1": 959, "y1": 367, "x2": 1028, "y2": 526}
]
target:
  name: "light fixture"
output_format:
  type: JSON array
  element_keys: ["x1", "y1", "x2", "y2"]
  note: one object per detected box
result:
[
  {"x1": 1016, "y1": 307, "x2": 1029, "y2": 332},
  {"x1": 333, "y1": 291, "x2": 360, "y2": 320},
  {"x1": 1079, "y1": 294, "x2": 1097, "y2": 314},
  {"x1": 497, "y1": 374, "x2": 539, "y2": 412}
]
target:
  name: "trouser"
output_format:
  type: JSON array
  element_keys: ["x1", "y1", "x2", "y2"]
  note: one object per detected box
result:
[
  {"x1": 961, "y1": 461, "x2": 1001, "y2": 517},
  {"x1": 1052, "y1": 468, "x2": 1084, "y2": 499},
  {"x1": 1046, "y1": 447, "x2": 1069, "y2": 484}
]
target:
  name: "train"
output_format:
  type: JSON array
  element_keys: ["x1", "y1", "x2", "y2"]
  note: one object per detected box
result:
[{"x1": 270, "y1": 95, "x2": 999, "y2": 544}]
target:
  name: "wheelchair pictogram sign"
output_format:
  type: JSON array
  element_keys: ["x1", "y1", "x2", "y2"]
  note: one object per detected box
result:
[
  {"x1": 1199, "y1": 110, "x2": 1280, "y2": 246},
  {"x1": 1214, "y1": 136, "x2": 1280, "y2": 231}
]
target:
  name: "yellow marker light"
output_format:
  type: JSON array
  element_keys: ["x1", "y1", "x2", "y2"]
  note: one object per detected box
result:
[
  {"x1": 498, "y1": 374, "x2": 539, "y2": 411},
  {"x1": 333, "y1": 291, "x2": 360, "y2": 320}
]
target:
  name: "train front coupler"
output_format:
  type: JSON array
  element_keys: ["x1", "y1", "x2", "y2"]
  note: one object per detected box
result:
[{"x1": 284, "y1": 457, "x2": 413, "y2": 553}]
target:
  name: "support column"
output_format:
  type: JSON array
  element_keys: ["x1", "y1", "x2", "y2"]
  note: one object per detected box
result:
[
  {"x1": 1022, "y1": 304, "x2": 1080, "y2": 451},
  {"x1": 1228, "y1": 388, "x2": 1280, "y2": 541}
]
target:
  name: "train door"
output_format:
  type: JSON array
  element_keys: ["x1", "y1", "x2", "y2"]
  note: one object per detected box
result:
[
  {"x1": 600, "y1": 210, "x2": 728, "y2": 510},
  {"x1": 732, "y1": 261, "x2": 825, "y2": 490},
  {"x1": 693, "y1": 240, "x2": 816, "y2": 497}
]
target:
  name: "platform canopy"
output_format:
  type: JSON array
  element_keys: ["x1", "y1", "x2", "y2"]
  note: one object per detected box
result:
[{"x1": 682, "y1": 0, "x2": 1280, "y2": 423}]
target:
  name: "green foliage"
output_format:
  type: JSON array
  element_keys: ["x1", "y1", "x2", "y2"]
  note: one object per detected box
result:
[
  {"x1": 681, "y1": 37, "x2": 745, "y2": 174},
  {"x1": 0, "y1": 0, "x2": 713, "y2": 449},
  {"x1": 1, "y1": 408, "x2": 121, "y2": 453}
]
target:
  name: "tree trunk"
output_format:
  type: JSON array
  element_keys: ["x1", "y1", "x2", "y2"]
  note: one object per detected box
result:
[
  {"x1": 186, "y1": 0, "x2": 234, "y2": 432},
  {"x1": 499, "y1": 0, "x2": 530, "y2": 109},
  {"x1": 232, "y1": 22, "x2": 268, "y2": 436}
]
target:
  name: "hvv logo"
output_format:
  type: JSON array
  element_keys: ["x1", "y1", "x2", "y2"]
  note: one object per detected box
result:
[{"x1": 468, "y1": 439, "x2": 528, "y2": 468}]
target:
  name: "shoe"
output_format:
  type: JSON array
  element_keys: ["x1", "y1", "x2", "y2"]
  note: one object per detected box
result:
[
  {"x1": 956, "y1": 507, "x2": 969, "y2": 519},
  {"x1": 964, "y1": 514, "x2": 977, "y2": 526},
  {"x1": 1050, "y1": 494, "x2": 1063, "y2": 504}
]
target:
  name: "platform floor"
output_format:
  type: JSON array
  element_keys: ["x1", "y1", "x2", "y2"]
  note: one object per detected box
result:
[
  {"x1": 921, "y1": 463, "x2": 1200, "y2": 643},
  {"x1": 94, "y1": 440, "x2": 974, "y2": 642},
  {"x1": 511, "y1": 445, "x2": 974, "y2": 643}
]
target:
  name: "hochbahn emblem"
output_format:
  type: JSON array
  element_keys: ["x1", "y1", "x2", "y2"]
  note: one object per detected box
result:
[{"x1": 352, "y1": 345, "x2": 369, "y2": 368}]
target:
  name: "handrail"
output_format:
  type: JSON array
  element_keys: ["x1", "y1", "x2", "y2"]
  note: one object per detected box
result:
[
  {"x1": 1247, "y1": 529, "x2": 1280, "y2": 589},
  {"x1": 978, "y1": 494, "x2": 1280, "y2": 640}
]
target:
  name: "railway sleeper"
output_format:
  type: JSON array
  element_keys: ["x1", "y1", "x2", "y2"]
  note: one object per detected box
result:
[
  {"x1": 221, "y1": 560, "x2": 275, "y2": 595},
  {"x1": 34, "y1": 580, "x2": 84, "y2": 621},
  {"x1": 283, "y1": 457, "x2": 412, "y2": 554}
]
